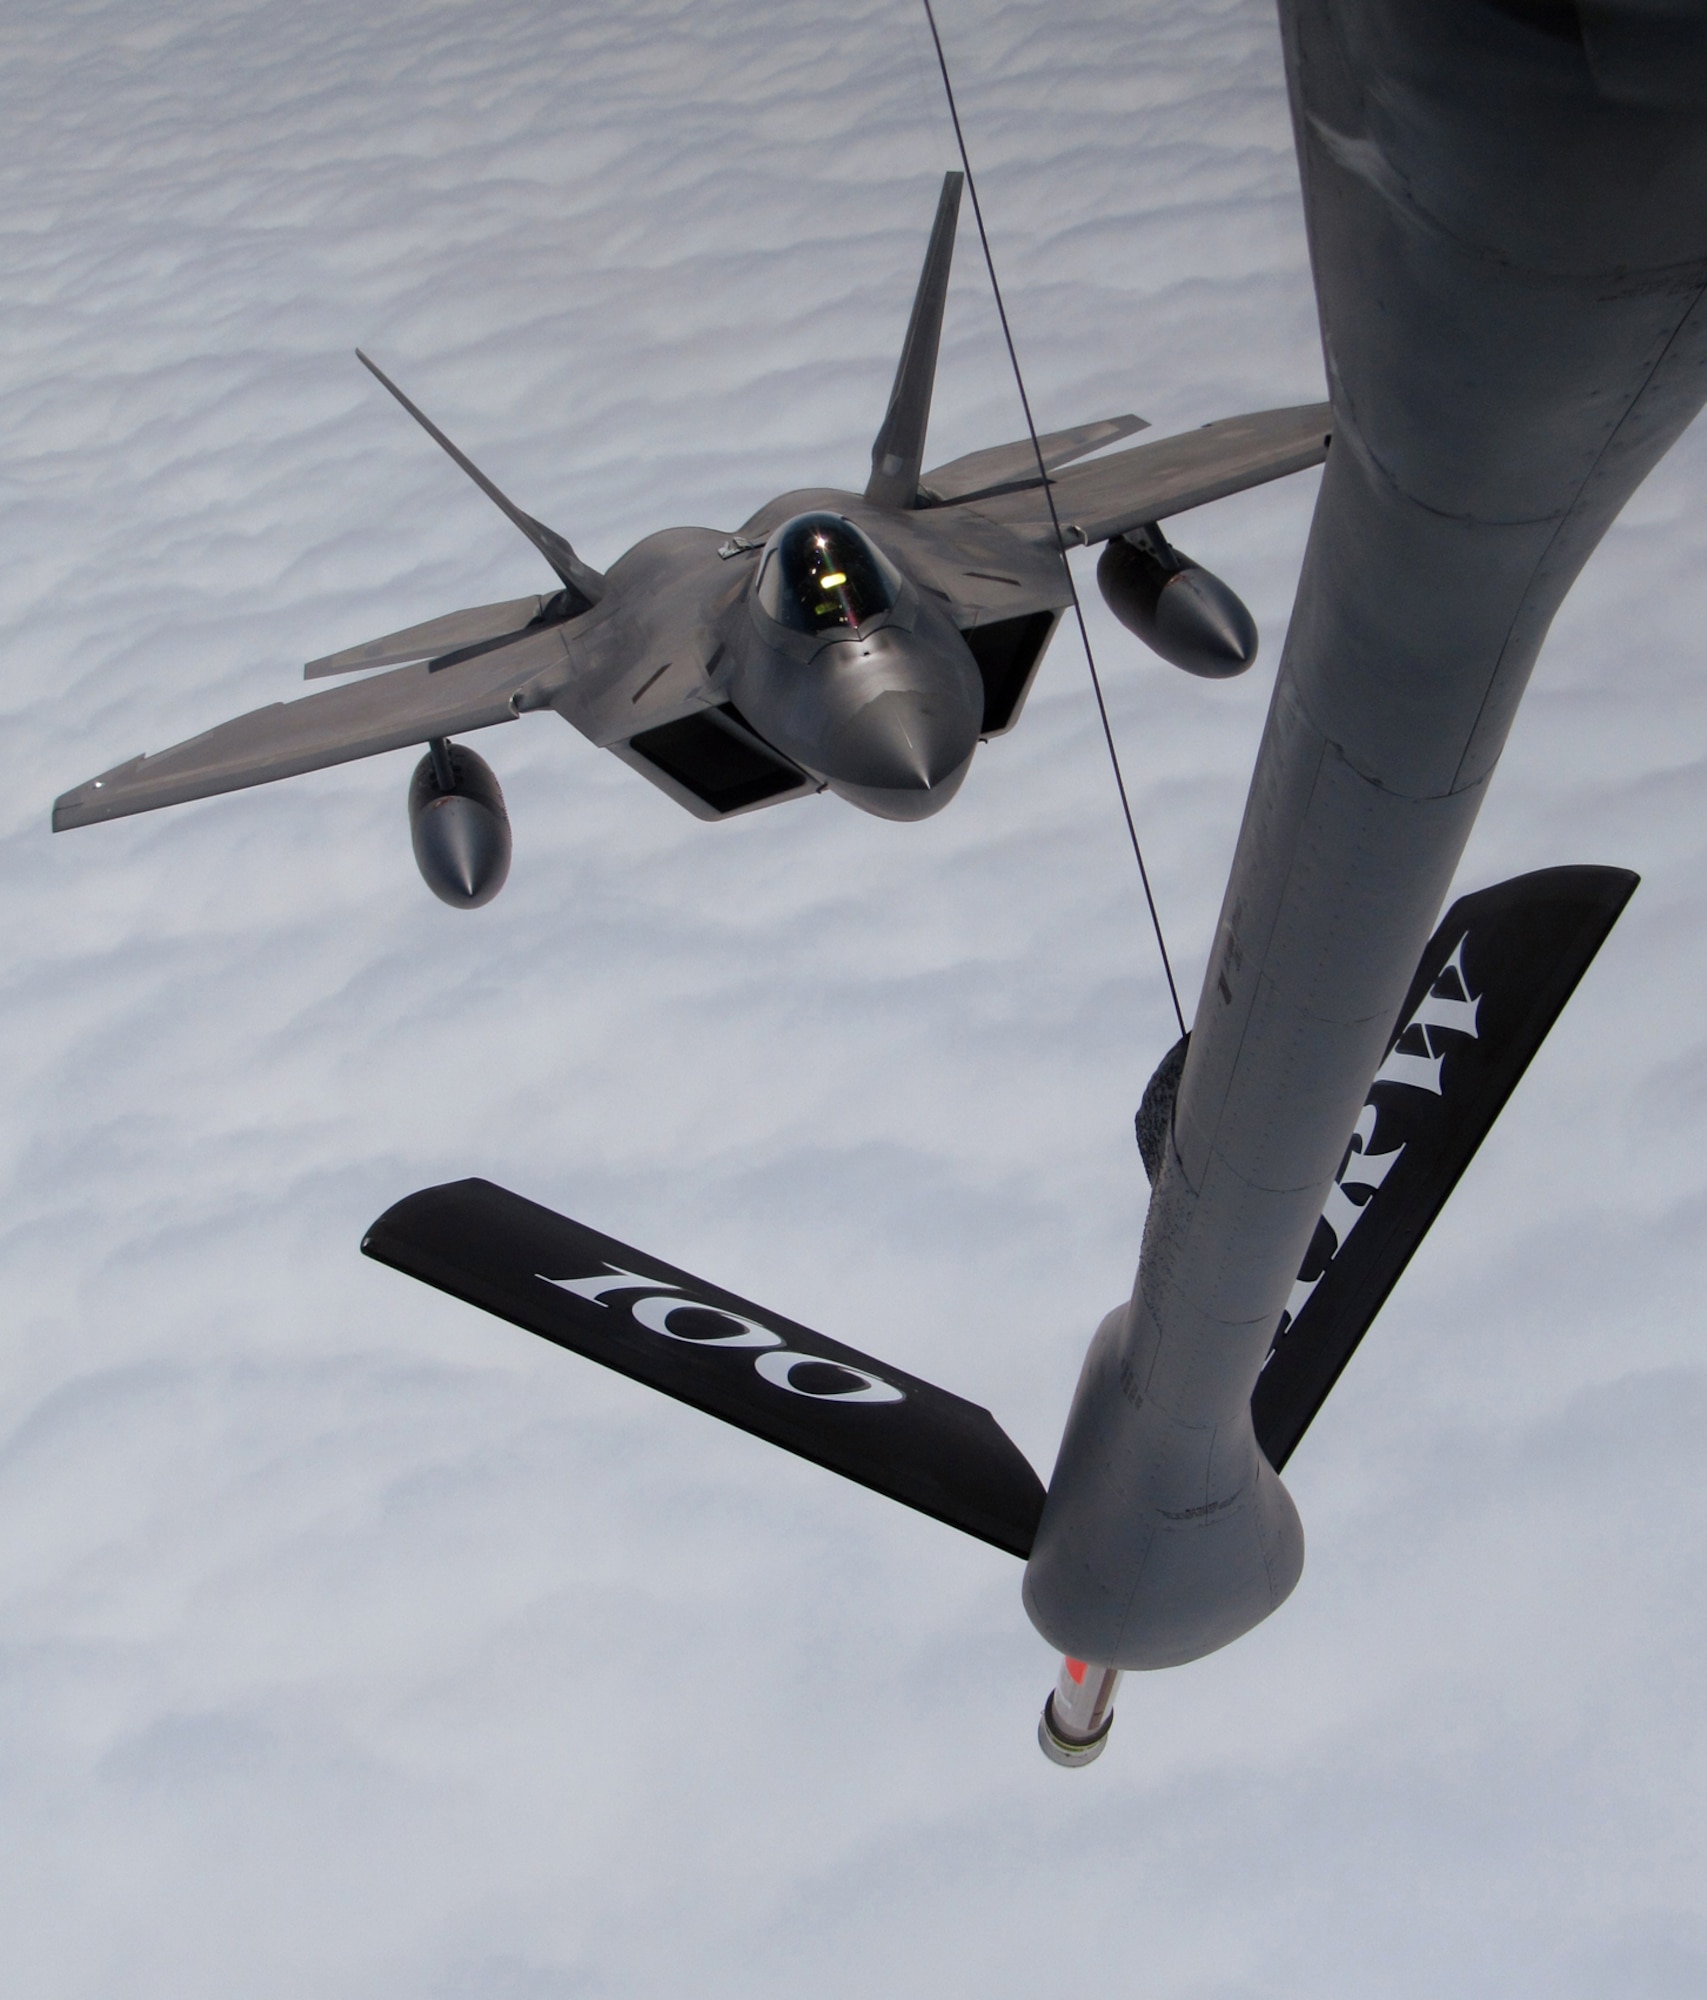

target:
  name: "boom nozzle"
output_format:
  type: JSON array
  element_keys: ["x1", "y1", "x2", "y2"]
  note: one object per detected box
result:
[{"x1": 1037, "y1": 1656, "x2": 1121, "y2": 1767}]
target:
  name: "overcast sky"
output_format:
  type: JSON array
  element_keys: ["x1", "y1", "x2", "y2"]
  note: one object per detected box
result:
[{"x1": 3, "y1": 1, "x2": 1705, "y2": 1994}]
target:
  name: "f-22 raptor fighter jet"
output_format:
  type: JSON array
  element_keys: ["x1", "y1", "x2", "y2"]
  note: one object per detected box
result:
[{"x1": 53, "y1": 174, "x2": 1328, "y2": 905}]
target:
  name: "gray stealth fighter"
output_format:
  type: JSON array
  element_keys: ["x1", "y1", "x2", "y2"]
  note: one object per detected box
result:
[{"x1": 52, "y1": 173, "x2": 1328, "y2": 901}]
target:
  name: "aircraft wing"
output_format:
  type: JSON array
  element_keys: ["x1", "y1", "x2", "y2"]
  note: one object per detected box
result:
[
  {"x1": 52, "y1": 624, "x2": 574, "y2": 830},
  {"x1": 920, "y1": 415, "x2": 1149, "y2": 506},
  {"x1": 970, "y1": 402, "x2": 1332, "y2": 547},
  {"x1": 304, "y1": 593, "x2": 565, "y2": 678}
]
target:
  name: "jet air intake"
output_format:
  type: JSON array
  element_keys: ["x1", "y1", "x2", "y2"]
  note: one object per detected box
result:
[
  {"x1": 1097, "y1": 524, "x2": 1257, "y2": 678},
  {"x1": 408, "y1": 738, "x2": 511, "y2": 908}
]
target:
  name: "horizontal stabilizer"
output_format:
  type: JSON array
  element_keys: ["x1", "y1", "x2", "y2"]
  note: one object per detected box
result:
[
  {"x1": 362, "y1": 1177, "x2": 1046, "y2": 1557},
  {"x1": 1252, "y1": 865, "x2": 1639, "y2": 1472},
  {"x1": 920, "y1": 415, "x2": 1149, "y2": 506},
  {"x1": 357, "y1": 351, "x2": 606, "y2": 611},
  {"x1": 975, "y1": 403, "x2": 1332, "y2": 546},
  {"x1": 52, "y1": 626, "x2": 569, "y2": 829},
  {"x1": 305, "y1": 593, "x2": 568, "y2": 678}
]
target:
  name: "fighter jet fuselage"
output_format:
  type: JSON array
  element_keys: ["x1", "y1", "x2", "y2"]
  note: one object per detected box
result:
[
  {"x1": 553, "y1": 488, "x2": 1072, "y2": 831},
  {"x1": 720, "y1": 506, "x2": 985, "y2": 820}
]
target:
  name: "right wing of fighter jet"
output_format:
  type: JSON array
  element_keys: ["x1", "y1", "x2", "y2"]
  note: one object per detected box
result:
[
  {"x1": 53, "y1": 349, "x2": 613, "y2": 832},
  {"x1": 303, "y1": 593, "x2": 572, "y2": 678},
  {"x1": 52, "y1": 625, "x2": 574, "y2": 829}
]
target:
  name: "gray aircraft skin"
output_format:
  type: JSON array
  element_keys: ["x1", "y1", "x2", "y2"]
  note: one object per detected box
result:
[
  {"x1": 58, "y1": 3, "x2": 1707, "y2": 1772},
  {"x1": 1027, "y1": 0, "x2": 1707, "y2": 1758},
  {"x1": 51, "y1": 172, "x2": 1327, "y2": 883}
]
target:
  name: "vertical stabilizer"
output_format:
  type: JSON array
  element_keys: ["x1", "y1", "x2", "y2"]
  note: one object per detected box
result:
[{"x1": 865, "y1": 172, "x2": 963, "y2": 509}]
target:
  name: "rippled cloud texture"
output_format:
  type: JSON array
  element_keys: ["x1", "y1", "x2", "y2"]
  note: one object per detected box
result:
[{"x1": 4, "y1": 1, "x2": 1705, "y2": 1994}]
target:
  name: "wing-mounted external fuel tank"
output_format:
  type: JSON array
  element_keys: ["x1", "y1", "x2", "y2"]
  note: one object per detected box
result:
[
  {"x1": 408, "y1": 738, "x2": 511, "y2": 907},
  {"x1": 1096, "y1": 524, "x2": 1258, "y2": 677}
]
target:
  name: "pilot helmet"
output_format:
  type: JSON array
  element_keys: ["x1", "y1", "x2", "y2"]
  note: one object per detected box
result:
[{"x1": 753, "y1": 512, "x2": 903, "y2": 638}]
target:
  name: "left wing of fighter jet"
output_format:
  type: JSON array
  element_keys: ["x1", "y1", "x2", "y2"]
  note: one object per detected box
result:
[
  {"x1": 918, "y1": 414, "x2": 1151, "y2": 506},
  {"x1": 363, "y1": 1178, "x2": 1047, "y2": 1557},
  {"x1": 964, "y1": 401, "x2": 1333, "y2": 548}
]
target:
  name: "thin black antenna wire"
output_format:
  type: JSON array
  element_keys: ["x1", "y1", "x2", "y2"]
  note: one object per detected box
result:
[{"x1": 919, "y1": 0, "x2": 1187, "y2": 1039}]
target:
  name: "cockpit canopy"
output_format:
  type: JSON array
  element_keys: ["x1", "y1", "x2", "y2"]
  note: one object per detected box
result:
[{"x1": 754, "y1": 512, "x2": 903, "y2": 638}]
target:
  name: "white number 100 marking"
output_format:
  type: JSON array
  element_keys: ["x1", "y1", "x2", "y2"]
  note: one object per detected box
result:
[{"x1": 539, "y1": 1267, "x2": 906, "y2": 1405}]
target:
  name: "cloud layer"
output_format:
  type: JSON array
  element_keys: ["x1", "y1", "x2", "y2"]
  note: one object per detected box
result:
[{"x1": 3, "y1": 1, "x2": 1704, "y2": 1994}]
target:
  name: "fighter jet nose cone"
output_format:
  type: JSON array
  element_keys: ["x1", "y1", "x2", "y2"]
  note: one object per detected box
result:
[
  {"x1": 826, "y1": 688, "x2": 979, "y2": 820},
  {"x1": 859, "y1": 690, "x2": 966, "y2": 787},
  {"x1": 1154, "y1": 568, "x2": 1259, "y2": 676}
]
